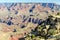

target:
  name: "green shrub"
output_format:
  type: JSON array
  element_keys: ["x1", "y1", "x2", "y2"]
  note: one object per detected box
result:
[
  {"x1": 31, "y1": 34, "x2": 35, "y2": 38},
  {"x1": 57, "y1": 12, "x2": 60, "y2": 15},
  {"x1": 48, "y1": 29, "x2": 56, "y2": 35}
]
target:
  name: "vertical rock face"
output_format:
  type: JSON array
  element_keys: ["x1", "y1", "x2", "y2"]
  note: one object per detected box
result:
[
  {"x1": 0, "y1": 3, "x2": 60, "y2": 40},
  {"x1": 0, "y1": 3, "x2": 60, "y2": 31},
  {"x1": 0, "y1": 3, "x2": 60, "y2": 18}
]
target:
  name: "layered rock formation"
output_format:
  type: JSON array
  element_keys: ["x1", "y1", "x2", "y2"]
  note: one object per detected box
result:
[{"x1": 0, "y1": 3, "x2": 60, "y2": 40}]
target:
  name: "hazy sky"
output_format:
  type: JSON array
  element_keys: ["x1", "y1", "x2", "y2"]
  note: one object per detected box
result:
[{"x1": 0, "y1": 0, "x2": 60, "y2": 5}]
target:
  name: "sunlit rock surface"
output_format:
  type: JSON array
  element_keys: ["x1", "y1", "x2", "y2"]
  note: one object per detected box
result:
[{"x1": 0, "y1": 3, "x2": 60, "y2": 40}]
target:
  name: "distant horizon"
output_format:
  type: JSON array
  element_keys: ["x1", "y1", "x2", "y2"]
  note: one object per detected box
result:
[{"x1": 0, "y1": 0, "x2": 60, "y2": 5}]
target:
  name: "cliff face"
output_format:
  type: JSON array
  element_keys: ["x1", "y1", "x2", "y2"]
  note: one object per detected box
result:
[
  {"x1": 0, "y1": 3, "x2": 60, "y2": 14},
  {"x1": 0, "y1": 3, "x2": 60, "y2": 40},
  {"x1": 0, "y1": 3, "x2": 60, "y2": 26},
  {"x1": 0, "y1": 3, "x2": 60, "y2": 30},
  {"x1": 0, "y1": 3, "x2": 60, "y2": 23}
]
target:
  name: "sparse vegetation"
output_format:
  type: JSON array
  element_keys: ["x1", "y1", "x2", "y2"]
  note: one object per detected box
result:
[
  {"x1": 57, "y1": 12, "x2": 60, "y2": 15},
  {"x1": 0, "y1": 3, "x2": 60, "y2": 40},
  {"x1": 24, "y1": 15, "x2": 60, "y2": 40}
]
